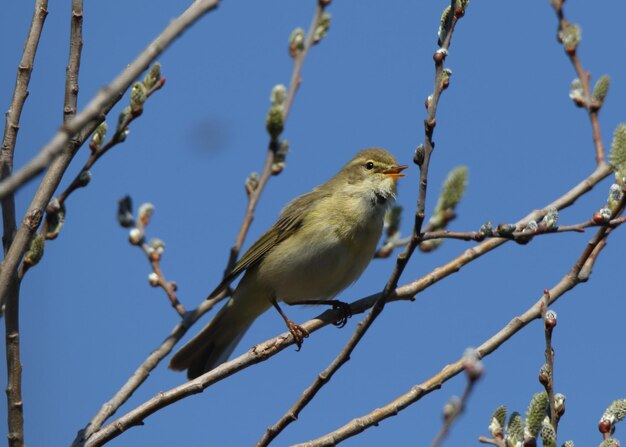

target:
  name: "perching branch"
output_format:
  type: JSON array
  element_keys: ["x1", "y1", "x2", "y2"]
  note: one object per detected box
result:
[{"x1": 292, "y1": 218, "x2": 620, "y2": 447}]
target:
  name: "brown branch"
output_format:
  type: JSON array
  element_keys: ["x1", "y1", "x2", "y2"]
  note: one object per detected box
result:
[
  {"x1": 0, "y1": 0, "x2": 221, "y2": 324},
  {"x1": 478, "y1": 435, "x2": 506, "y2": 447},
  {"x1": 256, "y1": 3, "x2": 468, "y2": 444},
  {"x1": 540, "y1": 292, "x2": 558, "y2": 433},
  {"x1": 551, "y1": 1, "x2": 606, "y2": 166},
  {"x1": 0, "y1": 0, "x2": 221, "y2": 200},
  {"x1": 70, "y1": 295, "x2": 224, "y2": 447},
  {"x1": 292, "y1": 222, "x2": 618, "y2": 447},
  {"x1": 1, "y1": 2, "x2": 48, "y2": 446}
]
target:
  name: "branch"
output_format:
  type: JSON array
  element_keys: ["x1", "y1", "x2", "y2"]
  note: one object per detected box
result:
[
  {"x1": 293, "y1": 220, "x2": 619, "y2": 447},
  {"x1": 551, "y1": 0, "x2": 606, "y2": 166},
  {"x1": 2, "y1": 1, "x2": 48, "y2": 446},
  {"x1": 0, "y1": 0, "x2": 221, "y2": 200}
]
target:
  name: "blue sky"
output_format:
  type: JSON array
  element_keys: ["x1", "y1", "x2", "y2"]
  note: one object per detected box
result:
[{"x1": 1, "y1": 1, "x2": 625, "y2": 446}]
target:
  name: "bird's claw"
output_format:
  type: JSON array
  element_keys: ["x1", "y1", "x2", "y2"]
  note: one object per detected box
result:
[
  {"x1": 331, "y1": 301, "x2": 352, "y2": 328},
  {"x1": 286, "y1": 320, "x2": 309, "y2": 351}
]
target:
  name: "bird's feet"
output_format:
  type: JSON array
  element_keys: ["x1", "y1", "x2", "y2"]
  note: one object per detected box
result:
[
  {"x1": 329, "y1": 300, "x2": 352, "y2": 328},
  {"x1": 285, "y1": 319, "x2": 310, "y2": 351}
]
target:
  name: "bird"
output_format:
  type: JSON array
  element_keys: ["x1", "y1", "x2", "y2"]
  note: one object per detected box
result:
[{"x1": 169, "y1": 148, "x2": 408, "y2": 379}]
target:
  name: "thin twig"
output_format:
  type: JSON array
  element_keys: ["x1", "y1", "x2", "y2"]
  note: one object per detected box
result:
[
  {"x1": 0, "y1": 0, "x2": 221, "y2": 200},
  {"x1": 478, "y1": 435, "x2": 507, "y2": 446},
  {"x1": 540, "y1": 291, "x2": 558, "y2": 433},
  {"x1": 551, "y1": 0, "x2": 606, "y2": 165},
  {"x1": 1, "y1": 1, "x2": 48, "y2": 446},
  {"x1": 257, "y1": 3, "x2": 467, "y2": 444},
  {"x1": 292, "y1": 221, "x2": 619, "y2": 447}
]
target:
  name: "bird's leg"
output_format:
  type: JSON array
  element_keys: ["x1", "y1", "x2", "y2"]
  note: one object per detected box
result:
[
  {"x1": 287, "y1": 299, "x2": 353, "y2": 328},
  {"x1": 271, "y1": 298, "x2": 309, "y2": 351}
]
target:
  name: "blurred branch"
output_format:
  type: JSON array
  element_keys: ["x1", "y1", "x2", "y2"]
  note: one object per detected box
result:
[
  {"x1": 1, "y1": 1, "x2": 48, "y2": 446},
  {"x1": 0, "y1": 0, "x2": 220, "y2": 200},
  {"x1": 551, "y1": 0, "x2": 606, "y2": 166},
  {"x1": 293, "y1": 216, "x2": 620, "y2": 447}
]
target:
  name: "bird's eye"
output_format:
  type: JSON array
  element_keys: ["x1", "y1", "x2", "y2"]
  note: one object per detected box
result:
[{"x1": 365, "y1": 161, "x2": 374, "y2": 170}]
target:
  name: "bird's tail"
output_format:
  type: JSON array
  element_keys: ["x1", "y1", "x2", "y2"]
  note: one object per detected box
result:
[{"x1": 169, "y1": 286, "x2": 270, "y2": 379}]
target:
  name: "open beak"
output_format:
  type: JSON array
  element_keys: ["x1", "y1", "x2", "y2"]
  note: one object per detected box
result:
[{"x1": 383, "y1": 165, "x2": 409, "y2": 180}]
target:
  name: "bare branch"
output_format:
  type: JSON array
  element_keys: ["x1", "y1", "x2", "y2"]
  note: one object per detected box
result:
[
  {"x1": 2, "y1": 1, "x2": 48, "y2": 445},
  {"x1": 0, "y1": 0, "x2": 221, "y2": 200}
]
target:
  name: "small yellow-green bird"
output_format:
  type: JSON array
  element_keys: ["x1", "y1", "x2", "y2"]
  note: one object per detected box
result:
[{"x1": 169, "y1": 148, "x2": 407, "y2": 379}]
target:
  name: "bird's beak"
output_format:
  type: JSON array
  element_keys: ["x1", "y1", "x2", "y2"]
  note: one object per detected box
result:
[{"x1": 383, "y1": 165, "x2": 408, "y2": 179}]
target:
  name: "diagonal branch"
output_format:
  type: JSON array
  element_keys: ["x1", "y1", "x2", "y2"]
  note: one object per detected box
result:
[
  {"x1": 293, "y1": 219, "x2": 620, "y2": 447},
  {"x1": 0, "y1": 0, "x2": 221, "y2": 200}
]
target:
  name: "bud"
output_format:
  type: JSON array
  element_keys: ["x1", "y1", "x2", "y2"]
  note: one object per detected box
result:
[
  {"x1": 608, "y1": 184, "x2": 623, "y2": 212},
  {"x1": 266, "y1": 106, "x2": 284, "y2": 140},
  {"x1": 559, "y1": 23, "x2": 581, "y2": 54},
  {"x1": 129, "y1": 228, "x2": 142, "y2": 245},
  {"x1": 599, "y1": 439, "x2": 620, "y2": 447},
  {"x1": 609, "y1": 123, "x2": 626, "y2": 183},
  {"x1": 592, "y1": 75, "x2": 611, "y2": 106},
  {"x1": 539, "y1": 364, "x2": 551, "y2": 387},
  {"x1": 76, "y1": 170, "x2": 92, "y2": 188},
  {"x1": 24, "y1": 234, "x2": 45, "y2": 267},
  {"x1": 313, "y1": 12, "x2": 331, "y2": 44},
  {"x1": 90, "y1": 122, "x2": 108, "y2": 150},
  {"x1": 525, "y1": 392, "x2": 548, "y2": 439},
  {"x1": 138, "y1": 203, "x2": 155, "y2": 227},
  {"x1": 540, "y1": 417, "x2": 556, "y2": 447},
  {"x1": 130, "y1": 82, "x2": 147, "y2": 113},
  {"x1": 148, "y1": 272, "x2": 160, "y2": 287},
  {"x1": 569, "y1": 78, "x2": 585, "y2": 107},
  {"x1": 245, "y1": 172, "x2": 260, "y2": 195},
  {"x1": 45, "y1": 203, "x2": 66, "y2": 240},
  {"x1": 144, "y1": 62, "x2": 162, "y2": 90},
  {"x1": 554, "y1": 393, "x2": 566, "y2": 417},
  {"x1": 489, "y1": 405, "x2": 507, "y2": 438},
  {"x1": 438, "y1": 5, "x2": 452, "y2": 46},
  {"x1": 149, "y1": 238, "x2": 165, "y2": 255},
  {"x1": 117, "y1": 195, "x2": 134, "y2": 228},
  {"x1": 272, "y1": 139, "x2": 289, "y2": 175},
  {"x1": 506, "y1": 412, "x2": 523, "y2": 446},
  {"x1": 544, "y1": 309, "x2": 557, "y2": 329},
  {"x1": 441, "y1": 68, "x2": 452, "y2": 90},
  {"x1": 413, "y1": 145, "x2": 425, "y2": 166},
  {"x1": 289, "y1": 27, "x2": 306, "y2": 57},
  {"x1": 593, "y1": 207, "x2": 612, "y2": 224},
  {"x1": 479, "y1": 220, "x2": 493, "y2": 237},
  {"x1": 462, "y1": 347, "x2": 484, "y2": 381},
  {"x1": 270, "y1": 84, "x2": 288, "y2": 107},
  {"x1": 541, "y1": 206, "x2": 559, "y2": 229},
  {"x1": 443, "y1": 396, "x2": 460, "y2": 421}
]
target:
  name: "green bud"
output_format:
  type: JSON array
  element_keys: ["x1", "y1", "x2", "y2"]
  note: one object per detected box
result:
[
  {"x1": 272, "y1": 139, "x2": 290, "y2": 175},
  {"x1": 270, "y1": 84, "x2": 288, "y2": 107},
  {"x1": 496, "y1": 223, "x2": 516, "y2": 236},
  {"x1": 289, "y1": 27, "x2": 306, "y2": 56},
  {"x1": 144, "y1": 62, "x2": 162, "y2": 90},
  {"x1": 489, "y1": 405, "x2": 507, "y2": 438},
  {"x1": 438, "y1": 5, "x2": 452, "y2": 46},
  {"x1": 569, "y1": 78, "x2": 585, "y2": 107},
  {"x1": 245, "y1": 171, "x2": 260, "y2": 194},
  {"x1": 592, "y1": 75, "x2": 610, "y2": 106},
  {"x1": 561, "y1": 441, "x2": 575, "y2": 447},
  {"x1": 149, "y1": 238, "x2": 165, "y2": 254},
  {"x1": 130, "y1": 82, "x2": 147, "y2": 113},
  {"x1": 413, "y1": 145, "x2": 425, "y2": 166},
  {"x1": 91, "y1": 122, "x2": 108, "y2": 149},
  {"x1": 24, "y1": 234, "x2": 45, "y2": 267},
  {"x1": 435, "y1": 166, "x2": 468, "y2": 214},
  {"x1": 541, "y1": 206, "x2": 559, "y2": 229},
  {"x1": 541, "y1": 417, "x2": 557, "y2": 447},
  {"x1": 609, "y1": 123, "x2": 626, "y2": 183},
  {"x1": 559, "y1": 23, "x2": 582, "y2": 53},
  {"x1": 129, "y1": 228, "x2": 142, "y2": 245},
  {"x1": 265, "y1": 106, "x2": 284, "y2": 140},
  {"x1": 313, "y1": 12, "x2": 331, "y2": 44},
  {"x1": 607, "y1": 184, "x2": 623, "y2": 212},
  {"x1": 525, "y1": 392, "x2": 549, "y2": 439},
  {"x1": 148, "y1": 272, "x2": 160, "y2": 287},
  {"x1": 506, "y1": 411, "x2": 523, "y2": 447},
  {"x1": 479, "y1": 220, "x2": 493, "y2": 237}
]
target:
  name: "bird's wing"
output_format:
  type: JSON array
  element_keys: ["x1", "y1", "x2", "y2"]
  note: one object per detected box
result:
[{"x1": 209, "y1": 190, "x2": 323, "y2": 298}]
